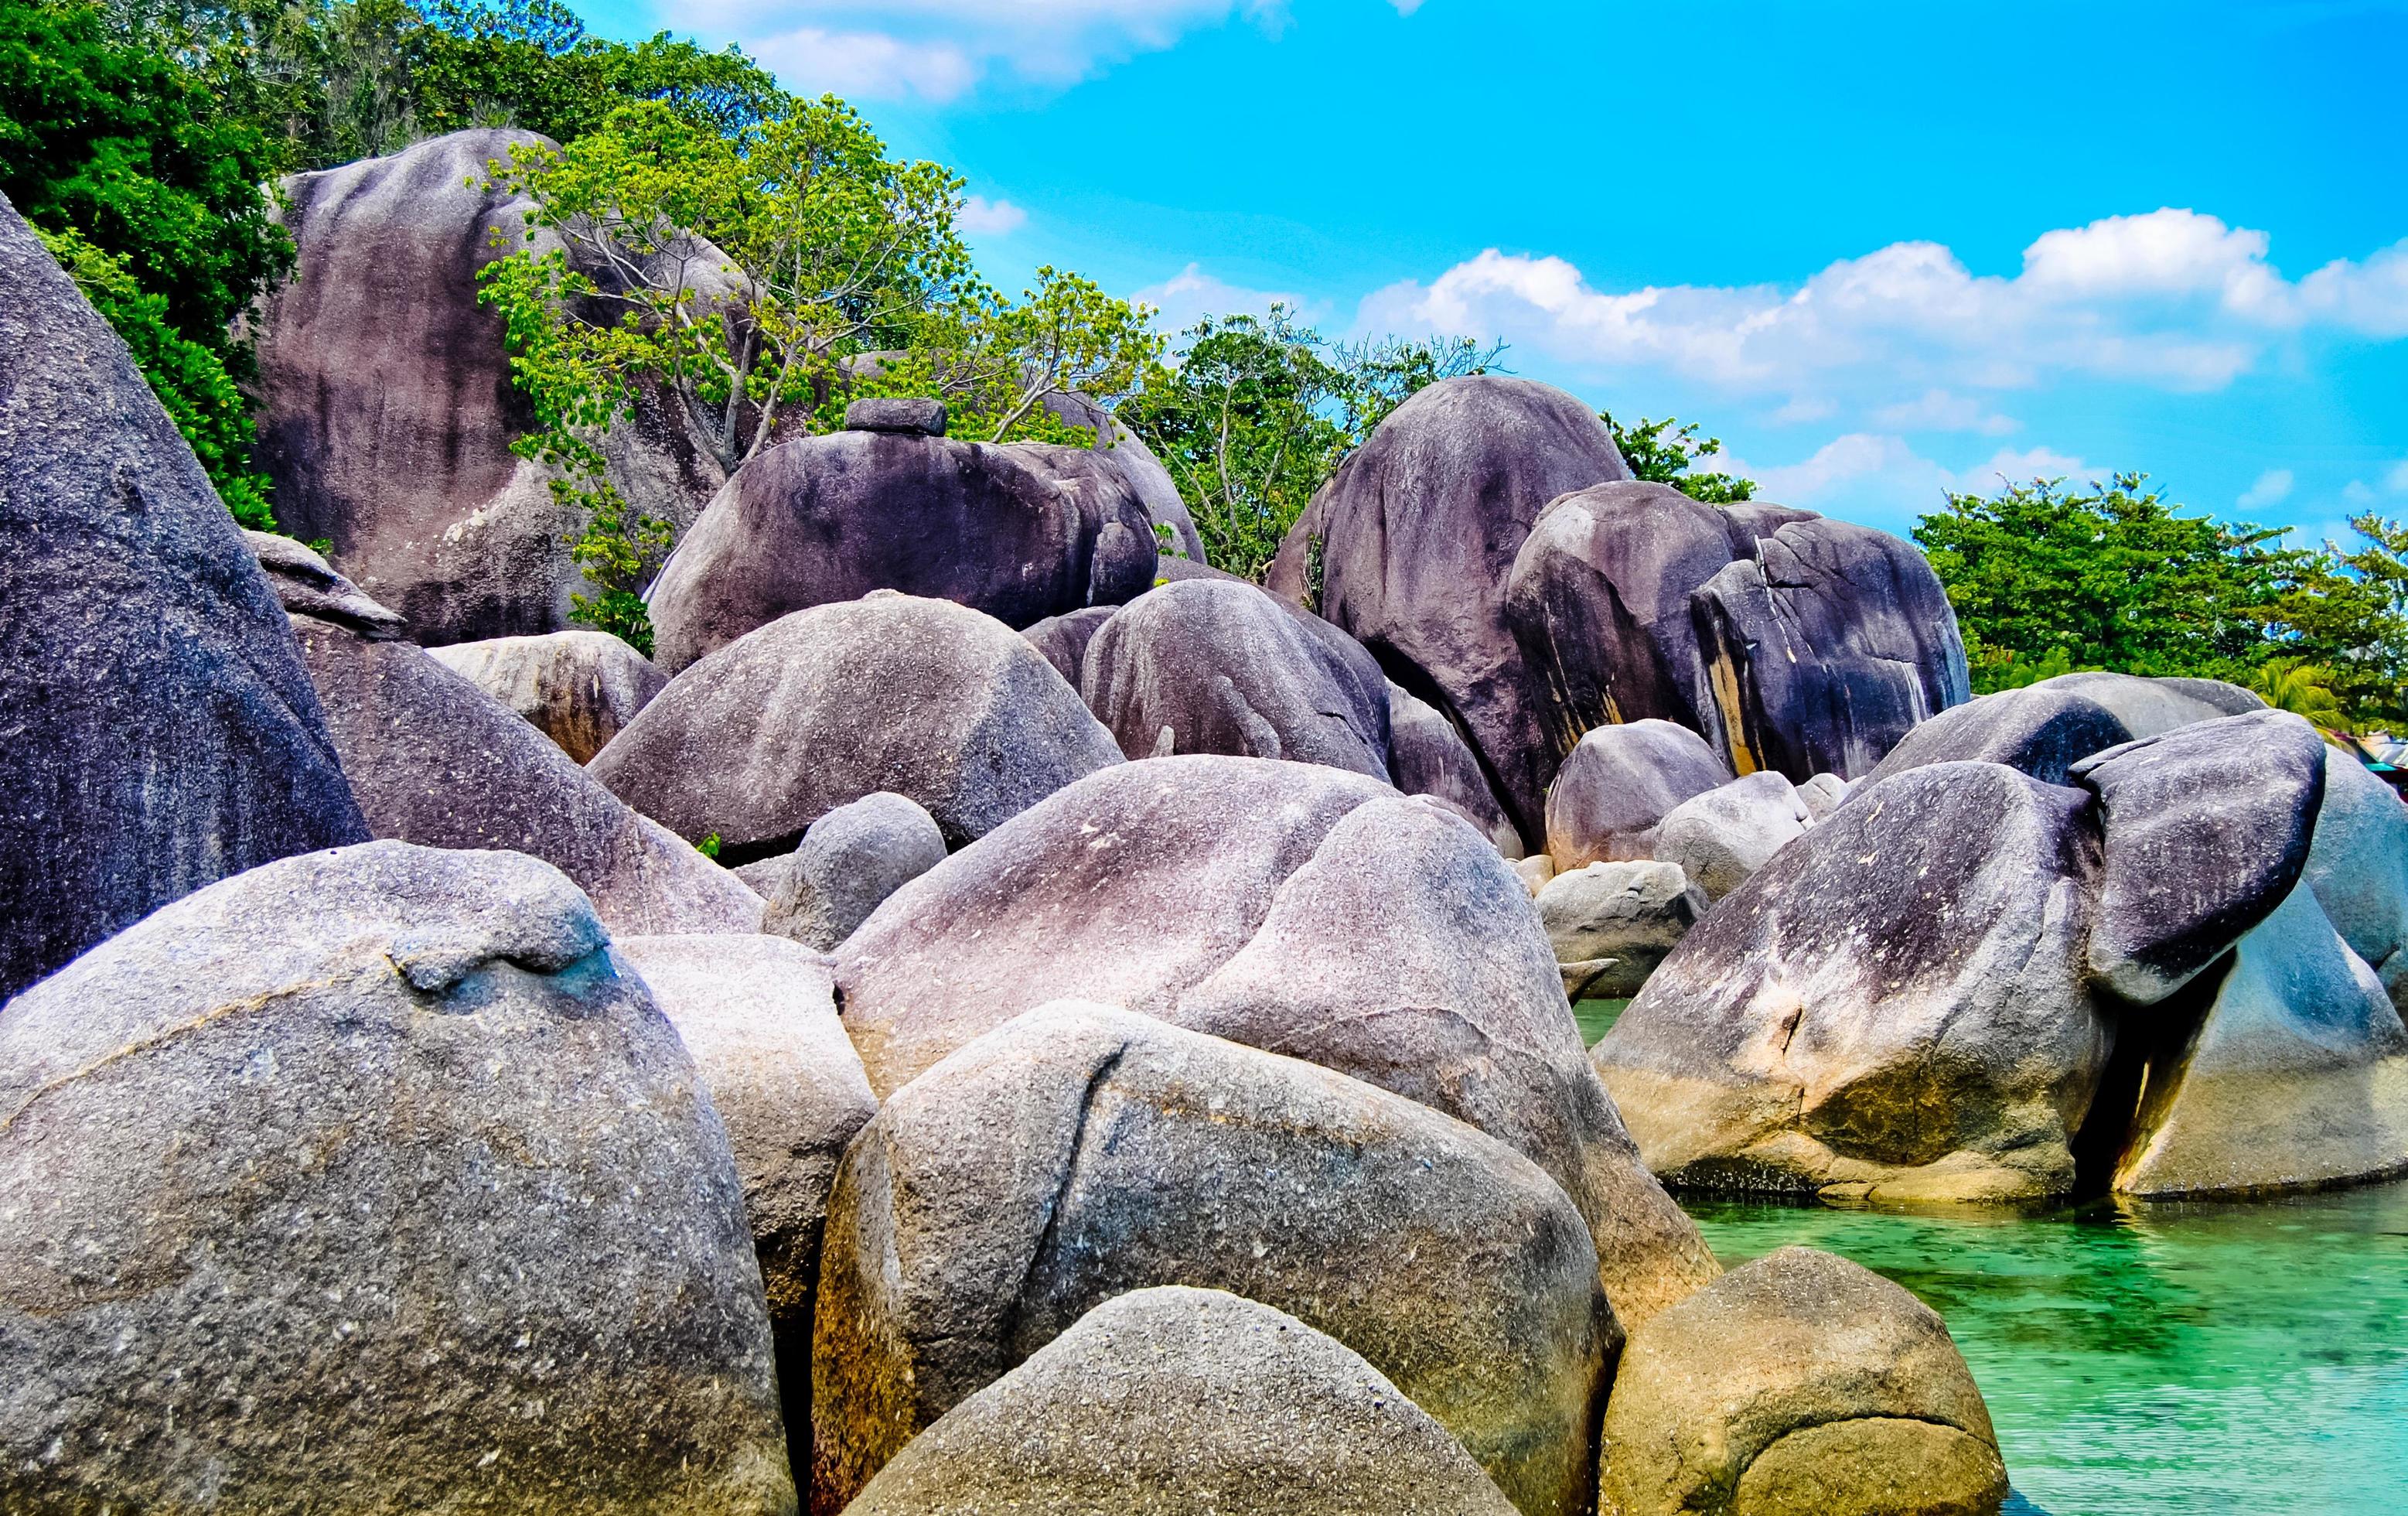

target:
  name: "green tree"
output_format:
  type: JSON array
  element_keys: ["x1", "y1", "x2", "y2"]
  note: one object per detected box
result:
[
  {"x1": 1601, "y1": 411, "x2": 1756, "y2": 504},
  {"x1": 3, "y1": 0, "x2": 289, "y2": 523}
]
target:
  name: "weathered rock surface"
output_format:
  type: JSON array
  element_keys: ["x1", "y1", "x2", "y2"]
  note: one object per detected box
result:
[
  {"x1": 1544, "y1": 720, "x2": 1731, "y2": 870},
  {"x1": 1516, "y1": 855, "x2": 1557, "y2": 896},
  {"x1": 1022, "y1": 604, "x2": 1117, "y2": 688},
  {"x1": 1081, "y1": 577, "x2": 1392, "y2": 777},
  {"x1": 0, "y1": 842, "x2": 791, "y2": 1514},
  {"x1": 1042, "y1": 389, "x2": 1209, "y2": 565},
  {"x1": 290, "y1": 607, "x2": 764, "y2": 935},
  {"x1": 592, "y1": 592, "x2": 1122, "y2": 860},
  {"x1": 2030, "y1": 671, "x2": 2263, "y2": 739},
  {"x1": 244, "y1": 528, "x2": 407, "y2": 638},
  {"x1": 843, "y1": 1286, "x2": 1518, "y2": 1516},
  {"x1": 2305, "y1": 753, "x2": 2408, "y2": 1009},
  {"x1": 1387, "y1": 681, "x2": 1522, "y2": 856},
  {"x1": 1539, "y1": 862, "x2": 1709, "y2": 1001},
  {"x1": 428, "y1": 629, "x2": 667, "y2": 763},
  {"x1": 253, "y1": 129, "x2": 726, "y2": 643},
  {"x1": 1858, "y1": 685, "x2": 2135, "y2": 790},
  {"x1": 1798, "y1": 771, "x2": 1850, "y2": 821},
  {"x1": 810, "y1": 1004, "x2": 1611, "y2": 1516},
  {"x1": 612, "y1": 934, "x2": 878, "y2": 1487},
  {"x1": 833, "y1": 755, "x2": 1718, "y2": 1332},
  {"x1": 1596, "y1": 762, "x2": 2110, "y2": 1202},
  {"x1": 2072, "y1": 710, "x2": 2326, "y2": 1004},
  {"x1": 1654, "y1": 770, "x2": 1813, "y2": 904},
  {"x1": 1267, "y1": 377, "x2": 1634, "y2": 843},
  {"x1": 0, "y1": 196, "x2": 367, "y2": 1003},
  {"x1": 762, "y1": 791, "x2": 948, "y2": 951},
  {"x1": 646, "y1": 429, "x2": 1160, "y2": 674},
  {"x1": 1598, "y1": 1247, "x2": 2007, "y2": 1516}
]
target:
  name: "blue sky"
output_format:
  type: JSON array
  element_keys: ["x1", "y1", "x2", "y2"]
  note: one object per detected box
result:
[{"x1": 570, "y1": 0, "x2": 2408, "y2": 543}]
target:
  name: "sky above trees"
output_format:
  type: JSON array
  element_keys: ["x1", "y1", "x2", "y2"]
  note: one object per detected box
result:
[{"x1": 567, "y1": 0, "x2": 2406, "y2": 539}]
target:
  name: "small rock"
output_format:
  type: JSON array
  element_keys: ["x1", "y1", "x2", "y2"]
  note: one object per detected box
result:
[
  {"x1": 1545, "y1": 721, "x2": 1731, "y2": 869},
  {"x1": 762, "y1": 791, "x2": 948, "y2": 951},
  {"x1": 428, "y1": 629, "x2": 667, "y2": 763},
  {"x1": 1514, "y1": 854, "x2": 1558, "y2": 896},
  {"x1": 844, "y1": 395, "x2": 947, "y2": 435},
  {"x1": 1654, "y1": 770, "x2": 1811, "y2": 903}
]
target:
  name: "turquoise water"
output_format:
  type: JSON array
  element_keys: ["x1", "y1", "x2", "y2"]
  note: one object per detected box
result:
[{"x1": 1686, "y1": 1187, "x2": 2408, "y2": 1515}]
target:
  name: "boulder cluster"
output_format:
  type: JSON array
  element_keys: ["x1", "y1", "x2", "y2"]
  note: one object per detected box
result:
[{"x1": 15, "y1": 138, "x2": 2405, "y2": 1514}]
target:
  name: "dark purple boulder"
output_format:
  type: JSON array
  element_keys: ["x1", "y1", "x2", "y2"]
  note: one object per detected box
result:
[
  {"x1": 252, "y1": 130, "x2": 725, "y2": 645},
  {"x1": 0, "y1": 194, "x2": 367, "y2": 1002},
  {"x1": 646, "y1": 429, "x2": 1160, "y2": 674},
  {"x1": 1080, "y1": 579, "x2": 1391, "y2": 776},
  {"x1": 1267, "y1": 377, "x2": 1632, "y2": 845},
  {"x1": 1386, "y1": 682, "x2": 1520, "y2": 857},
  {"x1": 1022, "y1": 606, "x2": 1117, "y2": 688},
  {"x1": 1857, "y1": 685, "x2": 2135, "y2": 791}
]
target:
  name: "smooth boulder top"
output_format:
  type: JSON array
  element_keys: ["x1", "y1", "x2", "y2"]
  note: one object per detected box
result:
[
  {"x1": 646, "y1": 428, "x2": 1159, "y2": 674},
  {"x1": 810, "y1": 1004, "x2": 1611, "y2": 1516},
  {"x1": 761, "y1": 790, "x2": 949, "y2": 951},
  {"x1": 1598, "y1": 1247, "x2": 2007, "y2": 1516},
  {"x1": 0, "y1": 842, "x2": 790, "y2": 1515},
  {"x1": 1022, "y1": 603, "x2": 1117, "y2": 688},
  {"x1": 253, "y1": 129, "x2": 726, "y2": 644},
  {"x1": 1081, "y1": 576, "x2": 1393, "y2": 777},
  {"x1": 0, "y1": 194, "x2": 367, "y2": 1004},
  {"x1": 288, "y1": 605, "x2": 764, "y2": 936},
  {"x1": 834, "y1": 753, "x2": 1720, "y2": 1333},
  {"x1": 1653, "y1": 770, "x2": 1812, "y2": 905},
  {"x1": 592, "y1": 592, "x2": 1124, "y2": 860},
  {"x1": 844, "y1": 1286, "x2": 1519, "y2": 1516},
  {"x1": 1537, "y1": 862, "x2": 1708, "y2": 1002},
  {"x1": 1544, "y1": 720, "x2": 1732, "y2": 870},
  {"x1": 2031, "y1": 671, "x2": 2263, "y2": 739},
  {"x1": 1857, "y1": 684, "x2": 2136, "y2": 790},
  {"x1": 1267, "y1": 375, "x2": 1635, "y2": 846},
  {"x1": 2071, "y1": 708, "x2": 2327, "y2": 1004},
  {"x1": 1387, "y1": 681, "x2": 1523, "y2": 858},
  {"x1": 427, "y1": 628, "x2": 667, "y2": 764}
]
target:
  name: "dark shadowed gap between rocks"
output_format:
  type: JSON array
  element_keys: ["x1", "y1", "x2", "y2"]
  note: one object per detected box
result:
[
  {"x1": 2069, "y1": 959, "x2": 2229, "y2": 1201},
  {"x1": 1371, "y1": 645, "x2": 1536, "y2": 849}
]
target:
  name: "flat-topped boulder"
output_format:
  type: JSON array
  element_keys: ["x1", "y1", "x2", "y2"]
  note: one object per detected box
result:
[
  {"x1": 2030, "y1": 671, "x2": 2263, "y2": 738},
  {"x1": 810, "y1": 1004, "x2": 1611, "y2": 1516},
  {"x1": 843, "y1": 1286, "x2": 1518, "y2": 1516},
  {"x1": 428, "y1": 629, "x2": 666, "y2": 763},
  {"x1": 0, "y1": 196, "x2": 367, "y2": 1002},
  {"x1": 0, "y1": 842, "x2": 790, "y2": 1514},
  {"x1": 592, "y1": 592, "x2": 1123, "y2": 860}
]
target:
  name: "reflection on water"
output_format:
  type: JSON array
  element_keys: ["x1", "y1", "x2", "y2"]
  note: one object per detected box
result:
[{"x1": 1685, "y1": 1184, "x2": 2408, "y2": 1516}]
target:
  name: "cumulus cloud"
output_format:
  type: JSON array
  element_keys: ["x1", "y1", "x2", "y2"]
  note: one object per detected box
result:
[
  {"x1": 1871, "y1": 388, "x2": 2018, "y2": 435},
  {"x1": 1713, "y1": 436, "x2": 2089, "y2": 531},
  {"x1": 691, "y1": 0, "x2": 1308, "y2": 98},
  {"x1": 1356, "y1": 209, "x2": 2408, "y2": 416},
  {"x1": 1133, "y1": 262, "x2": 1309, "y2": 334},
  {"x1": 957, "y1": 195, "x2": 1028, "y2": 235},
  {"x1": 2238, "y1": 469, "x2": 2296, "y2": 509}
]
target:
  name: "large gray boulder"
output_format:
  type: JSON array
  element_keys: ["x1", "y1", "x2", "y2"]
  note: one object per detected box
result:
[
  {"x1": 2071, "y1": 710, "x2": 2327, "y2": 1004},
  {"x1": 0, "y1": 195, "x2": 367, "y2": 1004},
  {"x1": 1042, "y1": 388, "x2": 1210, "y2": 564},
  {"x1": 1597, "y1": 1247, "x2": 2007, "y2": 1516},
  {"x1": 646, "y1": 426, "x2": 1159, "y2": 674},
  {"x1": 810, "y1": 1004, "x2": 1611, "y2": 1516},
  {"x1": 253, "y1": 129, "x2": 726, "y2": 644},
  {"x1": 844, "y1": 1286, "x2": 1518, "y2": 1516},
  {"x1": 2305, "y1": 753, "x2": 2408, "y2": 1009},
  {"x1": 0, "y1": 842, "x2": 791, "y2": 1514},
  {"x1": 1857, "y1": 684, "x2": 2134, "y2": 790},
  {"x1": 1653, "y1": 770, "x2": 1813, "y2": 905},
  {"x1": 1538, "y1": 862, "x2": 1709, "y2": 1002},
  {"x1": 1267, "y1": 377, "x2": 1634, "y2": 844},
  {"x1": 281, "y1": 566, "x2": 763, "y2": 935},
  {"x1": 1544, "y1": 720, "x2": 1731, "y2": 870},
  {"x1": 1387, "y1": 681, "x2": 1522, "y2": 857},
  {"x1": 1595, "y1": 761, "x2": 2111, "y2": 1203},
  {"x1": 612, "y1": 934, "x2": 879, "y2": 1489},
  {"x1": 428, "y1": 629, "x2": 667, "y2": 763},
  {"x1": 592, "y1": 592, "x2": 1124, "y2": 859},
  {"x1": 2030, "y1": 671, "x2": 2263, "y2": 739},
  {"x1": 834, "y1": 755, "x2": 1720, "y2": 1329},
  {"x1": 762, "y1": 790, "x2": 948, "y2": 951},
  {"x1": 1080, "y1": 577, "x2": 1392, "y2": 777}
]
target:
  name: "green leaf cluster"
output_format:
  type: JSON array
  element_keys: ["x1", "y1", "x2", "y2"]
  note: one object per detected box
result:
[{"x1": 1600, "y1": 411, "x2": 1756, "y2": 504}]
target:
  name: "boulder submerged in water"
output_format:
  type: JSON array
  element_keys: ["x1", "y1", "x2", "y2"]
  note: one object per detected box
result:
[
  {"x1": 0, "y1": 842, "x2": 792, "y2": 1514},
  {"x1": 0, "y1": 194, "x2": 368, "y2": 1004},
  {"x1": 810, "y1": 1002, "x2": 1612, "y2": 1516},
  {"x1": 591, "y1": 592, "x2": 1124, "y2": 860},
  {"x1": 841, "y1": 1286, "x2": 1518, "y2": 1516}
]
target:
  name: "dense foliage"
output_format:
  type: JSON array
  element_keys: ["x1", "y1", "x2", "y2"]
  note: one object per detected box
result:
[
  {"x1": 1601, "y1": 411, "x2": 1756, "y2": 504},
  {"x1": 1120, "y1": 309, "x2": 1502, "y2": 580},
  {"x1": 1915, "y1": 473, "x2": 2408, "y2": 726}
]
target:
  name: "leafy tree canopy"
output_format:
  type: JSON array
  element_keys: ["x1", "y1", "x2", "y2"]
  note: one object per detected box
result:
[{"x1": 1601, "y1": 411, "x2": 1756, "y2": 504}]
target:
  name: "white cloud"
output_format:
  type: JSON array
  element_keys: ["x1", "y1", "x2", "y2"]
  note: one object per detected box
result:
[
  {"x1": 1132, "y1": 262, "x2": 1308, "y2": 334},
  {"x1": 2387, "y1": 459, "x2": 2408, "y2": 493},
  {"x1": 691, "y1": 0, "x2": 1298, "y2": 98},
  {"x1": 1714, "y1": 435, "x2": 2089, "y2": 529},
  {"x1": 2345, "y1": 480, "x2": 2380, "y2": 504},
  {"x1": 1870, "y1": 388, "x2": 2017, "y2": 435},
  {"x1": 2237, "y1": 468, "x2": 2295, "y2": 509},
  {"x1": 1355, "y1": 209, "x2": 2408, "y2": 427},
  {"x1": 957, "y1": 195, "x2": 1028, "y2": 235}
]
